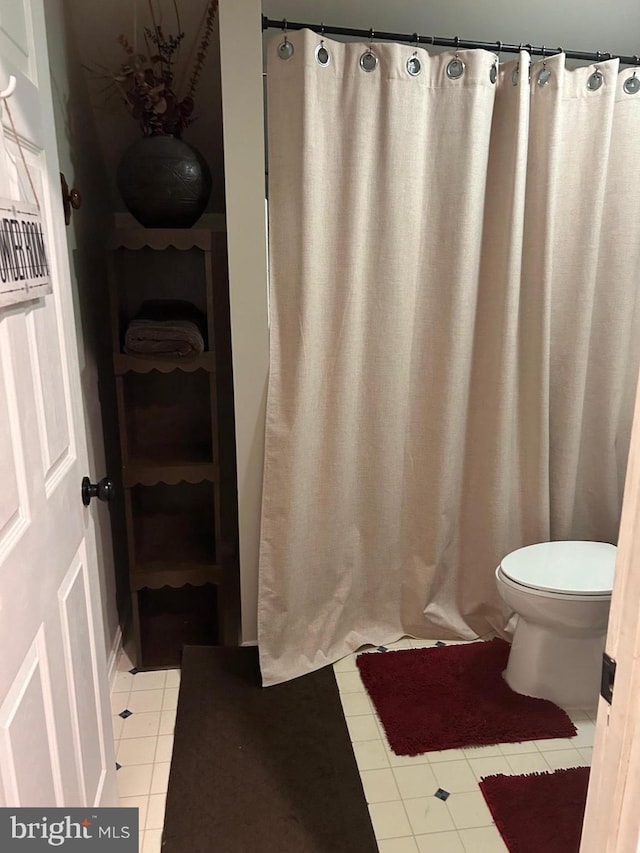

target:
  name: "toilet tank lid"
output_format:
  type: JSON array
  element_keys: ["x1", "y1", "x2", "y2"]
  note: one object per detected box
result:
[{"x1": 500, "y1": 541, "x2": 616, "y2": 595}]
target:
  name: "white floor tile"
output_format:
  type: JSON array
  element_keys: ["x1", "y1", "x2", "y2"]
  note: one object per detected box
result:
[
  {"x1": 497, "y1": 740, "x2": 539, "y2": 756},
  {"x1": 333, "y1": 654, "x2": 358, "y2": 673},
  {"x1": 505, "y1": 753, "x2": 550, "y2": 775},
  {"x1": 446, "y1": 791, "x2": 494, "y2": 830},
  {"x1": 378, "y1": 836, "x2": 420, "y2": 853},
  {"x1": 368, "y1": 801, "x2": 413, "y2": 840},
  {"x1": 111, "y1": 693, "x2": 129, "y2": 715},
  {"x1": 352, "y1": 740, "x2": 390, "y2": 771},
  {"x1": 120, "y1": 712, "x2": 161, "y2": 740},
  {"x1": 155, "y1": 735, "x2": 174, "y2": 764},
  {"x1": 117, "y1": 764, "x2": 154, "y2": 798},
  {"x1": 408, "y1": 639, "x2": 439, "y2": 649},
  {"x1": 346, "y1": 715, "x2": 380, "y2": 742},
  {"x1": 146, "y1": 793, "x2": 167, "y2": 830},
  {"x1": 359, "y1": 769, "x2": 401, "y2": 803},
  {"x1": 150, "y1": 762, "x2": 171, "y2": 794},
  {"x1": 158, "y1": 709, "x2": 177, "y2": 735},
  {"x1": 340, "y1": 692, "x2": 373, "y2": 716},
  {"x1": 415, "y1": 830, "x2": 466, "y2": 853},
  {"x1": 404, "y1": 796, "x2": 456, "y2": 834},
  {"x1": 117, "y1": 737, "x2": 158, "y2": 766},
  {"x1": 119, "y1": 795, "x2": 149, "y2": 829},
  {"x1": 162, "y1": 688, "x2": 179, "y2": 711},
  {"x1": 571, "y1": 720, "x2": 596, "y2": 749},
  {"x1": 392, "y1": 764, "x2": 439, "y2": 799},
  {"x1": 543, "y1": 749, "x2": 588, "y2": 770},
  {"x1": 424, "y1": 748, "x2": 468, "y2": 764},
  {"x1": 534, "y1": 737, "x2": 577, "y2": 752},
  {"x1": 127, "y1": 690, "x2": 164, "y2": 714},
  {"x1": 430, "y1": 760, "x2": 478, "y2": 794},
  {"x1": 111, "y1": 715, "x2": 124, "y2": 741},
  {"x1": 386, "y1": 748, "x2": 432, "y2": 768},
  {"x1": 467, "y1": 755, "x2": 512, "y2": 782},
  {"x1": 335, "y1": 671, "x2": 365, "y2": 693},
  {"x1": 131, "y1": 671, "x2": 167, "y2": 691},
  {"x1": 384, "y1": 639, "x2": 414, "y2": 651},
  {"x1": 568, "y1": 709, "x2": 592, "y2": 723},
  {"x1": 462, "y1": 745, "x2": 503, "y2": 759},
  {"x1": 458, "y1": 825, "x2": 509, "y2": 853},
  {"x1": 113, "y1": 671, "x2": 135, "y2": 693},
  {"x1": 165, "y1": 669, "x2": 181, "y2": 688},
  {"x1": 142, "y1": 828, "x2": 163, "y2": 853},
  {"x1": 578, "y1": 747, "x2": 593, "y2": 764}
]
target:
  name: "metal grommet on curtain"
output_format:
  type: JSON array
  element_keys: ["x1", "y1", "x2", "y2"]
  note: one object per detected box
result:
[
  {"x1": 315, "y1": 24, "x2": 330, "y2": 66},
  {"x1": 587, "y1": 70, "x2": 604, "y2": 91},
  {"x1": 624, "y1": 59, "x2": 640, "y2": 95},
  {"x1": 624, "y1": 74, "x2": 640, "y2": 94},
  {"x1": 315, "y1": 44, "x2": 330, "y2": 66},
  {"x1": 360, "y1": 51, "x2": 378, "y2": 72},
  {"x1": 407, "y1": 56, "x2": 422, "y2": 76},
  {"x1": 446, "y1": 37, "x2": 465, "y2": 79},
  {"x1": 360, "y1": 28, "x2": 379, "y2": 72},
  {"x1": 277, "y1": 19, "x2": 294, "y2": 60}
]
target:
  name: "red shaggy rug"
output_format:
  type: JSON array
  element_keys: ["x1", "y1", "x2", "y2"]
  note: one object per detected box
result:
[
  {"x1": 356, "y1": 639, "x2": 576, "y2": 754},
  {"x1": 479, "y1": 767, "x2": 590, "y2": 852}
]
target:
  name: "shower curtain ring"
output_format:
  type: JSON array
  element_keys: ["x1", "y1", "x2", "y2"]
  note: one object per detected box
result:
[
  {"x1": 277, "y1": 18, "x2": 295, "y2": 60},
  {"x1": 541, "y1": 45, "x2": 547, "y2": 69},
  {"x1": 454, "y1": 35, "x2": 460, "y2": 57}
]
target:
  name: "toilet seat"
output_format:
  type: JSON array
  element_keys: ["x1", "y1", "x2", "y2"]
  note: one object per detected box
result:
[{"x1": 499, "y1": 541, "x2": 616, "y2": 596}]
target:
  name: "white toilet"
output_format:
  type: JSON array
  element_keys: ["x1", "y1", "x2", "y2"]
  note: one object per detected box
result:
[{"x1": 495, "y1": 540, "x2": 616, "y2": 709}]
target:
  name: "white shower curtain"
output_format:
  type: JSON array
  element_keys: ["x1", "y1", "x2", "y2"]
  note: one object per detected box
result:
[{"x1": 259, "y1": 29, "x2": 640, "y2": 686}]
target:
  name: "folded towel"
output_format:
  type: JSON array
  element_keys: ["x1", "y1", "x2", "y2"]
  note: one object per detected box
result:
[{"x1": 124, "y1": 318, "x2": 205, "y2": 359}]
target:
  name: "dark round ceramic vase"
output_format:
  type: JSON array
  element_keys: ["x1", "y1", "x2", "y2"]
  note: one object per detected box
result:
[{"x1": 116, "y1": 135, "x2": 212, "y2": 228}]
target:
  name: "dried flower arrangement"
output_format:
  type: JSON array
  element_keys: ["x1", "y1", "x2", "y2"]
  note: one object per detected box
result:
[{"x1": 99, "y1": 0, "x2": 218, "y2": 137}]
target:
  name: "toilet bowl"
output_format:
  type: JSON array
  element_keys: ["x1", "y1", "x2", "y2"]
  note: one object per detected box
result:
[{"x1": 495, "y1": 541, "x2": 616, "y2": 709}]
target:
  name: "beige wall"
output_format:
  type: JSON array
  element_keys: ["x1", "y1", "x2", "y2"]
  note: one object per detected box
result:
[
  {"x1": 219, "y1": 0, "x2": 269, "y2": 644},
  {"x1": 221, "y1": 0, "x2": 640, "y2": 644},
  {"x1": 262, "y1": 0, "x2": 640, "y2": 56},
  {"x1": 45, "y1": 0, "x2": 125, "y2": 667}
]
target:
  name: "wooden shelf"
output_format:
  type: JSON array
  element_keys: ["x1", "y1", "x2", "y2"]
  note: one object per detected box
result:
[
  {"x1": 110, "y1": 228, "x2": 212, "y2": 251},
  {"x1": 131, "y1": 563, "x2": 223, "y2": 591},
  {"x1": 135, "y1": 584, "x2": 219, "y2": 669},
  {"x1": 123, "y1": 460, "x2": 218, "y2": 487},
  {"x1": 114, "y1": 352, "x2": 216, "y2": 374},
  {"x1": 111, "y1": 227, "x2": 239, "y2": 665}
]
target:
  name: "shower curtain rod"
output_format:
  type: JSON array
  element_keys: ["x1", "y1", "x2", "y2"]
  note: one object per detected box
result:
[{"x1": 262, "y1": 16, "x2": 640, "y2": 66}]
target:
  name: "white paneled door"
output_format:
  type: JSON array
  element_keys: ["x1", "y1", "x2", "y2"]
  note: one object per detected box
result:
[{"x1": 0, "y1": 1, "x2": 116, "y2": 807}]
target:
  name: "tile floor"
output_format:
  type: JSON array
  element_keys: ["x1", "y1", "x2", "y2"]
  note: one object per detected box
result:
[
  {"x1": 110, "y1": 637, "x2": 596, "y2": 853},
  {"x1": 111, "y1": 648, "x2": 180, "y2": 853}
]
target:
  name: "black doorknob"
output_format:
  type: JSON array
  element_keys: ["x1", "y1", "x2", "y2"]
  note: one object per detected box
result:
[{"x1": 81, "y1": 476, "x2": 115, "y2": 506}]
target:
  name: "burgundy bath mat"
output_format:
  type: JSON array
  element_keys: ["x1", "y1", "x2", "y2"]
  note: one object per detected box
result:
[
  {"x1": 479, "y1": 767, "x2": 590, "y2": 852},
  {"x1": 356, "y1": 639, "x2": 576, "y2": 755}
]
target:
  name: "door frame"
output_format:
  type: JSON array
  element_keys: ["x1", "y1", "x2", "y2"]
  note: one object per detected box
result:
[{"x1": 581, "y1": 370, "x2": 640, "y2": 852}]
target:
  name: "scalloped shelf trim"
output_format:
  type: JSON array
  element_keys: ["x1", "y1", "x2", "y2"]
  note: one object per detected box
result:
[{"x1": 110, "y1": 227, "x2": 212, "y2": 251}]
